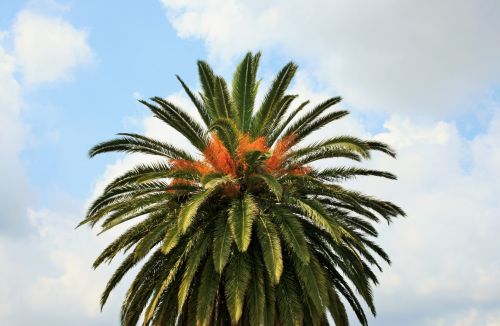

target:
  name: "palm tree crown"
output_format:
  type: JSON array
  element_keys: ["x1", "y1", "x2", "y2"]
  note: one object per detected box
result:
[{"x1": 81, "y1": 52, "x2": 405, "y2": 325}]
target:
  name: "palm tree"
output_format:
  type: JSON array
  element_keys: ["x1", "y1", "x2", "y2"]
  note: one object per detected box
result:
[{"x1": 80, "y1": 52, "x2": 405, "y2": 325}]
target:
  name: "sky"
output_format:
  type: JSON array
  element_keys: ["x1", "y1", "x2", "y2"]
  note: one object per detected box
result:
[{"x1": 0, "y1": 0, "x2": 499, "y2": 325}]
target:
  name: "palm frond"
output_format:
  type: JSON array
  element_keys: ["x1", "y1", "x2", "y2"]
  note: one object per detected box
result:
[
  {"x1": 251, "y1": 62, "x2": 298, "y2": 137},
  {"x1": 148, "y1": 97, "x2": 208, "y2": 150},
  {"x1": 197, "y1": 60, "x2": 218, "y2": 120},
  {"x1": 176, "y1": 74, "x2": 211, "y2": 126},
  {"x1": 224, "y1": 252, "x2": 252, "y2": 324},
  {"x1": 232, "y1": 52, "x2": 260, "y2": 131},
  {"x1": 256, "y1": 215, "x2": 283, "y2": 284},
  {"x1": 212, "y1": 213, "x2": 233, "y2": 273},
  {"x1": 280, "y1": 97, "x2": 342, "y2": 141},
  {"x1": 228, "y1": 193, "x2": 257, "y2": 252},
  {"x1": 88, "y1": 133, "x2": 193, "y2": 160}
]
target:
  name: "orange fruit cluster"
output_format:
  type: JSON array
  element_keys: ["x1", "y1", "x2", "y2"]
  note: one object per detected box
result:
[
  {"x1": 167, "y1": 132, "x2": 307, "y2": 193},
  {"x1": 264, "y1": 134, "x2": 297, "y2": 173}
]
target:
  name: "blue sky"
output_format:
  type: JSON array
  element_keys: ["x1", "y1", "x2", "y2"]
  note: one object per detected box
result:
[{"x1": 1, "y1": 0, "x2": 499, "y2": 325}]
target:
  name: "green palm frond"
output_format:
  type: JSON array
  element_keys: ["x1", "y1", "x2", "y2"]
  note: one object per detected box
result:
[
  {"x1": 213, "y1": 76, "x2": 234, "y2": 119},
  {"x1": 224, "y1": 252, "x2": 252, "y2": 323},
  {"x1": 281, "y1": 97, "x2": 342, "y2": 141},
  {"x1": 268, "y1": 100, "x2": 309, "y2": 145},
  {"x1": 197, "y1": 60, "x2": 218, "y2": 121},
  {"x1": 231, "y1": 52, "x2": 260, "y2": 131},
  {"x1": 176, "y1": 74, "x2": 211, "y2": 126},
  {"x1": 251, "y1": 62, "x2": 298, "y2": 137},
  {"x1": 246, "y1": 249, "x2": 266, "y2": 325},
  {"x1": 228, "y1": 193, "x2": 257, "y2": 252},
  {"x1": 88, "y1": 133, "x2": 193, "y2": 160},
  {"x1": 144, "y1": 97, "x2": 208, "y2": 150},
  {"x1": 256, "y1": 215, "x2": 284, "y2": 285},
  {"x1": 196, "y1": 257, "x2": 219, "y2": 325}
]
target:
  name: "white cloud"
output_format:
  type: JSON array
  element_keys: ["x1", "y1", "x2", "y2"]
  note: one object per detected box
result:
[
  {"x1": 161, "y1": 0, "x2": 500, "y2": 116},
  {"x1": 428, "y1": 308, "x2": 500, "y2": 326},
  {"x1": 13, "y1": 10, "x2": 93, "y2": 85},
  {"x1": 26, "y1": 208, "x2": 108, "y2": 317},
  {"x1": 0, "y1": 4, "x2": 98, "y2": 325},
  {"x1": 0, "y1": 205, "x2": 125, "y2": 325},
  {"x1": 0, "y1": 41, "x2": 34, "y2": 234}
]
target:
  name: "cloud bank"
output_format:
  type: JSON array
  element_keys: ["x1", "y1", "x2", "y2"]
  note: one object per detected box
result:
[{"x1": 161, "y1": 0, "x2": 500, "y2": 116}]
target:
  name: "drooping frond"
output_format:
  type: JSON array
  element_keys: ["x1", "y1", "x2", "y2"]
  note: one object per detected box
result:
[
  {"x1": 212, "y1": 212, "x2": 233, "y2": 274},
  {"x1": 228, "y1": 192, "x2": 257, "y2": 252},
  {"x1": 224, "y1": 252, "x2": 252, "y2": 323},
  {"x1": 256, "y1": 215, "x2": 284, "y2": 285}
]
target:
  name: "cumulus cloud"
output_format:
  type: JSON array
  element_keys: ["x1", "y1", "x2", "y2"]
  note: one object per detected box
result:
[
  {"x1": 161, "y1": 0, "x2": 500, "y2": 116},
  {"x1": 13, "y1": 10, "x2": 93, "y2": 85}
]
